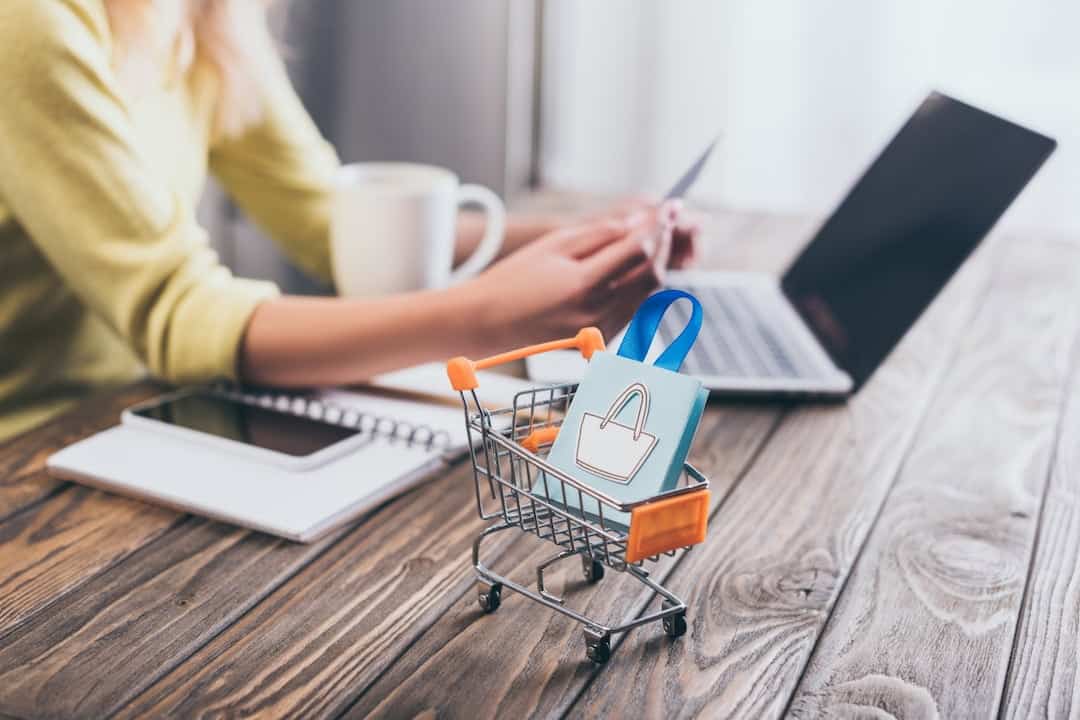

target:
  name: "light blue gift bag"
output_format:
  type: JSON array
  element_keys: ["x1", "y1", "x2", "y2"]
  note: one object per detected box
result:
[{"x1": 535, "y1": 290, "x2": 709, "y2": 528}]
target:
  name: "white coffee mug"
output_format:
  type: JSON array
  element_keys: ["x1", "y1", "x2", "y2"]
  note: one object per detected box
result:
[{"x1": 330, "y1": 163, "x2": 506, "y2": 297}]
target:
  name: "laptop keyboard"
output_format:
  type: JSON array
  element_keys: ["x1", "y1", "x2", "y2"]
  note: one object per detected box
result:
[{"x1": 658, "y1": 285, "x2": 822, "y2": 379}]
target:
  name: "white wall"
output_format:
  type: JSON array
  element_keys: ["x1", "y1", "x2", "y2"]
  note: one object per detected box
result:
[{"x1": 541, "y1": 0, "x2": 1080, "y2": 232}]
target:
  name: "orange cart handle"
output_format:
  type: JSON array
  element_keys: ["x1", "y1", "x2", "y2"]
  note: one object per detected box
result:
[{"x1": 447, "y1": 327, "x2": 605, "y2": 391}]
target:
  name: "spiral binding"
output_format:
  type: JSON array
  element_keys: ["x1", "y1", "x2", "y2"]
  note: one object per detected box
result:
[{"x1": 209, "y1": 382, "x2": 454, "y2": 451}]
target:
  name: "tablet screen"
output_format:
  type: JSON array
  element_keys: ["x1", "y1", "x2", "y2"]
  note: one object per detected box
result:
[{"x1": 132, "y1": 393, "x2": 361, "y2": 457}]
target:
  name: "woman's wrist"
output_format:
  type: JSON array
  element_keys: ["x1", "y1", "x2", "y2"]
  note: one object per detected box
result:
[
  {"x1": 439, "y1": 278, "x2": 494, "y2": 358},
  {"x1": 456, "y1": 211, "x2": 563, "y2": 264},
  {"x1": 505, "y1": 213, "x2": 561, "y2": 251}
]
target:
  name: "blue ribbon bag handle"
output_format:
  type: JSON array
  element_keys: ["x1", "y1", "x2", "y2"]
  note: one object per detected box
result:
[{"x1": 615, "y1": 289, "x2": 704, "y2": 372}]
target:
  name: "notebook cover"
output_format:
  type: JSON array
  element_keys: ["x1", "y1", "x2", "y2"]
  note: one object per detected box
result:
[{"x1": 47, "y1": 425, "x2": 445, "y2": 542}]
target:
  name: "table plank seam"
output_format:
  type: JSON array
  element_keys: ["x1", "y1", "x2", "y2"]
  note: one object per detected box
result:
[
  {"x1": 0, "y1": 383, "x2": 164, "y2": 525},
  {"x1": 783, "y1": 234, "x2": 1078, "y2": 719},
  {"x1": 776, "y1": 282, "x2": 998, "y2": 719},
  {"x1": 337, "y1": 409, "x2": 789, "y2": 720},
  {"x1": 691, "y1": 249, "x2": 993, "y2": 720},
  {"x1": 102, "y1": 518, "x2": 365, "y2": 718},
  {"x1": 548, "y1": 410, "x2": 792, "y2": 720},
  {"x1": 565, "y1": 232, "x2": 993, "y2": 720},
  {"x1": 114, "y1": 458, "x2": 507, "y2": 719},
  {"x1": 775, "y1": 240, "x2": 1006, "y2": 718},
  {"x1": 996, "y1": 325, "x2": 1080, "y2": 720},
  {"x1": 15, "y1": 211, "x2": 1056, "y2": 719},
  {"x1": 0, "y1": 508, "x2": 188, "y2": 645},
  {"x1": 0, "y1": 484, "x2": 68, "y2": 527}
]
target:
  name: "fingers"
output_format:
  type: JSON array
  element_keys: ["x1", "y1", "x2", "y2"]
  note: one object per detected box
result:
[
  {"x1": 594, "y1": 260, "x2": 664, "y2": 338},
  {"x1": 548, "y1": 219, "x2": 633, "y2": 258},
  {"x1": 668, "y1": 202, "x2": 702, "y2": 269},
  {"x1": 558, "y1": 201, "x2": 689, "y2": 261},
  {"x1": 670, "y1": 222, "x2": 701, "y2": 269},
  {"x1": 651, "y1": 223, "x2": 674, "y2": 280},
  {"x1": 658, "y1": 198, "x2": 681, "y2": 225},
  {"x1": 586, "y1": 244, "x2": 651, "y2": 301},
  {"x1": 589, "y1": 215, "x2": 675, "y2": 333},
  {"x1": 580, "y1": 219, "x2": 673, "y2": 312},
  {"x1": 580, "y1": 232, "x2": 652, "y2": 286},
  {"x1": 613, "y1": 261, "x2": 663, "y2": 303},
  {"x1": 558, "y1": 206, "x2": 662, "y2": 258}
]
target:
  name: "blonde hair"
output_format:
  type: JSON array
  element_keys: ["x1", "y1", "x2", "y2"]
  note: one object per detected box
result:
[{"x1": 104, "y1": 0, "x2": 273, "y2": 137}]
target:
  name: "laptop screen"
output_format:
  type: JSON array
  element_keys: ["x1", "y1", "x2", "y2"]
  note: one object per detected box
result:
[{"x1": 780, "y1": 92, "x2": 1056, "y2": 390}]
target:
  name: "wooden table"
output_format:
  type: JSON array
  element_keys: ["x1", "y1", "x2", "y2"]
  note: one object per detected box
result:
[{"x1": 2, "y1": 209, "x2": 1079, "y2": 719}]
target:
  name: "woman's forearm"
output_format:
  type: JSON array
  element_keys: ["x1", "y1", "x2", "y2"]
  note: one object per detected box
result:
[
  {"x1": 239, "y1": 213, "x2": 607, "y2": 387},
  {"x1": 237, "y1": 208, "x2": 691, "y2": 389},
  {"x1": 238, "y1": 286, "x2": 482, "y2": 387}
]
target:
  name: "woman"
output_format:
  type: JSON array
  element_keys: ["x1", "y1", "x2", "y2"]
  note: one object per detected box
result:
[{"x1": 0, "y1": 0, "x2": 698, "y2": 440}]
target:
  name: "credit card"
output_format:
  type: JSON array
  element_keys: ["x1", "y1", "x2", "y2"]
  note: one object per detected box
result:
[{"x1": 663, "y1": 137, "x2": 718, "y2": 200}]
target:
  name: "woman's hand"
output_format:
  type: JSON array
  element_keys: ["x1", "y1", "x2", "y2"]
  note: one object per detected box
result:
[
  {"x1": 458, "y1": 198, "x2": 703, "y2": 271},
  {"x1": 460, "y1": 215, "x2": 672, "y2": 352},
  {"x1": 587, "y1": 197, "x2": 701, "y2": 270}
]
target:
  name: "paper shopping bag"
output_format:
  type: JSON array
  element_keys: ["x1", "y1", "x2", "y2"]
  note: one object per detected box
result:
[{"x1": 533, "y1": 290, "x2": 709, "y2": 529}]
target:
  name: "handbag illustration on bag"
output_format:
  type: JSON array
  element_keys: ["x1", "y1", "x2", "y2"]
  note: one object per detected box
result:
[{"x1": 576, "y1": 382, "x2": 658, "y2": 484}]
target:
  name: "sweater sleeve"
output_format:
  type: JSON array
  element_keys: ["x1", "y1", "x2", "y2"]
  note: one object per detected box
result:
[
  {"x1": 208, "y1": 20, "x2": 341, "y2": 287},
  {"x1": 0, "y1": 0, "x2": 279, "y2": 384}
]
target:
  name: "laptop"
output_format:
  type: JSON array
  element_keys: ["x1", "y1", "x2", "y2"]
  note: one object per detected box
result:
[{"x1": 528, "y1": 92, "x2": 1057, "y2": 398}]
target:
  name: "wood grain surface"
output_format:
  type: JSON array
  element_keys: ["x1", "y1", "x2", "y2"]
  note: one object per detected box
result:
[
  {"x1": 786, "y1": 239, "x2": 1080, "y2": 716},
  {"x1": 0, "y1": 383, "x2": 158, "y2": 523},
  {"x1": 106, "y1": 212, "x2": 798, "y2": 720},
  {"x1": 788, "y1": 237, "x2": 1080, "y2": 718},
  {"x1": 2, "y1": 209, "x2": 1077, "y2": 720},
  {"x1": 1000, "y1": 281, "x2": 1080, "y2": 718},
  {"x1": 0, "y1": 487, "x2": 178, "y2": 639},
  {"x1": 338, "y1": 213, "x2": 809, "y2": 720},
  {"x1": 344, "y1": 407, "x2": 780, "y2": 720},
  {"x1": 571, "y1": 236, "x2": 994, "y2": 719},
  {"x1": 116, "y1": 460, "x2": 495, "y2": 719},
  {"x1": 0, "y1": 518, "x2": 343, "y2": 718}
]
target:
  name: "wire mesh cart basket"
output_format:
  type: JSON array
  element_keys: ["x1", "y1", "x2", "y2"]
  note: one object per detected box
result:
[{"x1": 447, "y1": 328, "x2": 711, "y2": 664}]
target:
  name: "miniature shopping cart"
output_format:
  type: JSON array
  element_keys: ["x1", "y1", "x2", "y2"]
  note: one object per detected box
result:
[{"x1": 447, "y1": 328, "x2": 711, "y2": 664}]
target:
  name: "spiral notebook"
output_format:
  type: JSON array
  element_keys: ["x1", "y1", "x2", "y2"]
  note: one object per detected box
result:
[{"x1": 47, "y1": 367, "x2": 530, "y2": 542}]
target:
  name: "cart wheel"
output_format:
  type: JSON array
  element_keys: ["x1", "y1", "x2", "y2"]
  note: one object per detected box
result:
[
  {"x1": 586, "y1": 638, "x2": 611, "y2": 664},
  {"x1": 478, "y1": 584, "x2": 502, "y2": 613},
  {"x1": 585, "y1": 635, "x2": 611, "y2": 664},
  {"x1": 582, "y1": 556, "x2": 605, "y2": 583},
  {"x1": 663, "y1": 612, "x2": 687, "y2": 638}
]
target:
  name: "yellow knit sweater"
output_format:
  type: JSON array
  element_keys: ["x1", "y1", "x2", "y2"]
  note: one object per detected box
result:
[{"x1": 0, "y1": 0, "x2": 340, "y2": 440}]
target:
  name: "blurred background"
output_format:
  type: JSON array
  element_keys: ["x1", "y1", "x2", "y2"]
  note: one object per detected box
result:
[{"x1": 204, "y1": 0, "x2": 1080, "y2": 292}]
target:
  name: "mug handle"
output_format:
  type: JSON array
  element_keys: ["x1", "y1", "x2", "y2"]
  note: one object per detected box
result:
[{"x1": 449, "y1": 184, "x2": 506, "y2": 283}]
